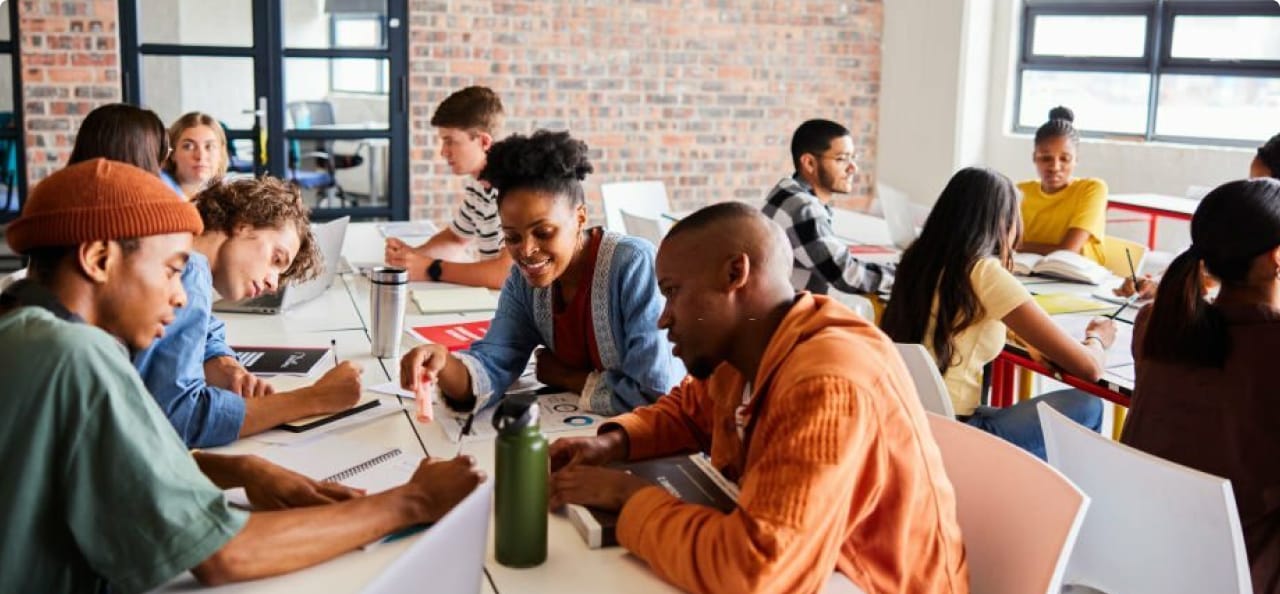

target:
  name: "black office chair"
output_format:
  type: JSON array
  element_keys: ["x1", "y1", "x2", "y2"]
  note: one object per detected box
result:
[{"x1": 286, "y1": 101, "x2": 365, "y2": 208}]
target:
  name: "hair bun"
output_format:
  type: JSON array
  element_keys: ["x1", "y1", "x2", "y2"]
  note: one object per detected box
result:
[{"x1": 1048, "y1": 106, "x2": 1075, "y2": 123}]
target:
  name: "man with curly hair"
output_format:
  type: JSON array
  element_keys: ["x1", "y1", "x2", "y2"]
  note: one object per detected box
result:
[{"x1": 133, "y1": 176, "x2": 365, "y2": 447}]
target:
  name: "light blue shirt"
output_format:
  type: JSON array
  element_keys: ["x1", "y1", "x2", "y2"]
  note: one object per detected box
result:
[{"x1": 133, "y1": 252, "x2": 245, "y2": 447}]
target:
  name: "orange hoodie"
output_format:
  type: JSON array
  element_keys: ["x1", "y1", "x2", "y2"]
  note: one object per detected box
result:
[{"x1": 610, "y1": 293, "x2": 969, "y2": 594}]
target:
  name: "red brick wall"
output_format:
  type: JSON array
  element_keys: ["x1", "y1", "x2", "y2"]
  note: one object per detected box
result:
[
  {"x1": 18, "y1": 0, "x2": 121, "y2": 183},
  {"x1": 13, "y1": 0, "x2": 883, "y2": 223},
  {"x1": 407, "y1": 0, "x2": 882, "y2": 223}
]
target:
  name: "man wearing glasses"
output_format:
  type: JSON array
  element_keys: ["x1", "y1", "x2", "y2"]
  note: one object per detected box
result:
[{"x1": 762, "y1": 119, "x2": 894, "y2": 297}]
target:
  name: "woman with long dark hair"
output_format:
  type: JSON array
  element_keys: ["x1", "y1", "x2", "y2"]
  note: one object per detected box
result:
[
  {"x1": 1122, "y1": 178, "x2": 1280, "y2": 592},
  {"x1": 882, "y1": 167, "x2": 1115, "y2": 459}
]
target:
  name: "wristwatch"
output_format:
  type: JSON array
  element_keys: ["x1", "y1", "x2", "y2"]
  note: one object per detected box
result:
[{"x1": 427, "y1": 259, "x2": 444, "y2": 282}]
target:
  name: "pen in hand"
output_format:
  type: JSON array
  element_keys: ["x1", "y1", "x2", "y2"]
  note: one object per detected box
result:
[
  {"x1": 330, "y1": 338, "x2": 340, "y2": 366},
  {"x1": 1124, "y1": 247, "x2": 1140, "y2": 288}
]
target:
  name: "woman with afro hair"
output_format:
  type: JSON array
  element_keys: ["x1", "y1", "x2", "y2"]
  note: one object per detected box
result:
[{"x1": 400, "y1": 130, "x2": 683, "y2": 415}]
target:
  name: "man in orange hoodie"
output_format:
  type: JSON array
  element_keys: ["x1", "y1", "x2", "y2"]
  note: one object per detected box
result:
[{"x1": 549, "y1": 202, "x2": 968, "y2": 593}]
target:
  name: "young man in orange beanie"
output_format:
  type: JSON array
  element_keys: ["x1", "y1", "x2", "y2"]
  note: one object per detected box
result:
[
  {"x1": 0, "y1": 158, "x2": 484, "y2": 593},
  {"x1": 548, "y1": 203, "x2": 968, "y2": 594}
]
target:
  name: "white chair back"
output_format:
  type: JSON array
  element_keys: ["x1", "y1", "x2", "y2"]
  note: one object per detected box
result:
[
  {"x1": 894, "y1": 343, "x2": 956, "y2": 418},
  {"x1": 619, "y1": 210, "x2": 666, "y2": 246},
  {"x1": 1037, "y1": 403, "x2": 1253, "y2": 594},
  {"x1": 927, "y1": 412, "x2": 1089, "y2": 594},
  {"x1": 601, "y1": 180, "x2": 670, "y2": 233}
]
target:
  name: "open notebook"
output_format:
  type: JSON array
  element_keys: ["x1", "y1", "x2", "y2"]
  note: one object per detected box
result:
[
  {"x1": 1014, "y1": 250, "x2": 1111, "y2": 285},
  {"x1": 249, "y1": 434, "x2": 422, "y2": 494}
]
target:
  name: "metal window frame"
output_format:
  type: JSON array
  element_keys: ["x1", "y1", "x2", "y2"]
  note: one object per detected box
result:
[
  {"x1": 328, "y1": 13, "x2": 388, "y2": 95},
  {"x1": 1015, "y1": 0, "x2": 1280, "y2": 147},
  {"x1": 0, "y1": 0, "x2": 27, "y2": 223},
  {"x1": 118, "y1": 0, "x2": 410, "y2": 221}
]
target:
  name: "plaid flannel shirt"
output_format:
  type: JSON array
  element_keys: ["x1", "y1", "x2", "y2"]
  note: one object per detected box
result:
[{"x1": 762, "y1": 175, "x2": 894, "y2": 295}]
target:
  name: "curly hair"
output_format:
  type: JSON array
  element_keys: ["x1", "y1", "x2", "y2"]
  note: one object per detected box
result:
[
  {"x1": 478, "y1": 130, "x2": 594, "y2": 207},
  {"x1": 192, "y1": 177, "x2": 321, "y2": 284}
]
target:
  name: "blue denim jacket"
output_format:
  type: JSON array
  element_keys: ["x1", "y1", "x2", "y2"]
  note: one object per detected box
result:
[
  {"x1": 455, "y1": 232, "x2": 684, "y2": 416},
  {"x1": 133, "y1": 252, "x2": 245, "y2": 447}
]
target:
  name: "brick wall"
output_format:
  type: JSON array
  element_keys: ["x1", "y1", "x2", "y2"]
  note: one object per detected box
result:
[
  {"x1": 407, "y1": 0, "x2": 882, "y2": 223},
  {"x1": 18, "y1": 0, "x2": 121, "y2": 183},
  {"x1": 13, "y1": 0, "x2": 882, "y2": 223}
]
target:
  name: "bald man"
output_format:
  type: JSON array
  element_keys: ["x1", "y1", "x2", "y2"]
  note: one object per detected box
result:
[{"x1": 548, "y1": 202, "x2": 969, "y2": 594}]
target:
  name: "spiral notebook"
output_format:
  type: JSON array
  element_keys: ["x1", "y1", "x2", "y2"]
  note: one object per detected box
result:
[{"x1": 250, "y1": 435, "x2": 422, "y2": 495}]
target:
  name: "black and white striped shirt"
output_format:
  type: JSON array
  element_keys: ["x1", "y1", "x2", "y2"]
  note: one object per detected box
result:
[{"x1": 449, "y1": 180, "x2": 503, "y2": 259}]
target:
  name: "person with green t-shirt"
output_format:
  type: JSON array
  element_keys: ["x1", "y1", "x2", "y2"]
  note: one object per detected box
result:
[{"x1": 0, "y1": 158, "x2": 484, "y2": 594}]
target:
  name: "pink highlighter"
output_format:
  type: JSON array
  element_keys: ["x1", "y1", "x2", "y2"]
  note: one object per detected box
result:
[{"x1": 414, "y1": 372, "x2": 434, "y2": 423}]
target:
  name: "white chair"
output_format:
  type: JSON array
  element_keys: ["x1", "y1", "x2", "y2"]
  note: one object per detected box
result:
[
  {"x1": 830, "y1": 291, "x2": 876, "y2": 322},
  {"x1": 875, "y1": 182, "x2": 922, "y2": 249},
  {"x1": 601, "y1": 180, "x2": 671, "y2": 233},
  {"x1": 1037, "y1": 403, "x2": 1253, "y2": 594},
  {"x1": 619, "y1": 210, "x2": 667, "y2": 246},
  {"x1": 926, "y1": 412, "x2": 1089, "y2": 594},
  {"x1": 894, "y1": 343, "x2": 956, "y2": 418}
]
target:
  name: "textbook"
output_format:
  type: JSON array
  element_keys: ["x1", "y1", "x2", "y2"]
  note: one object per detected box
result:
[
  {"x1": 566, "y1": 453, "x2": 739, "y2": 549},
  {"x1": 1012, "y1": 250, "x2": 1111, "y2": 285},
  {"x1": 408, "y1": 320, "x2": 491, "y2": 351},
  {"x1": 411, "y1": 287, "x2": 501, "y2": 314},
  {"x1": 232, "y1": 345, "x2": 330, "y2": 376}
]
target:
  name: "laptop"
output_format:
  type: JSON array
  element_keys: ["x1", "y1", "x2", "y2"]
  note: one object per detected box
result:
[
  {"x1": 360, "y1": 480, "x2": 493, "y2": 594},
  {"x1": 876, "y1": 183, "x2": 920, "y2": 250},
  {"x1": 213, "y1": 216, "x2": 350, "y2": 314}
]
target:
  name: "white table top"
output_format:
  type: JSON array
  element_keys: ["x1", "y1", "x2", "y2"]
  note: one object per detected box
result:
[
  {"x1": 1108, "y1": 193, "x2": 1199, "y2": 217},
  {"x1": 155, "y1": 239, "x2": 678, "y2": 593}
]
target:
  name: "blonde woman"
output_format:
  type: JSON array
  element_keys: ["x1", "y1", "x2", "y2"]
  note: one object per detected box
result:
[{"x1": 163, "y1": 111, "x2": 229, "y2": 198}]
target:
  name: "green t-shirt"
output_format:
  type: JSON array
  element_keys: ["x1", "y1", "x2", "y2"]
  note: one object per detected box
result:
[{"x1": 0, "y1": 307, "x2": 247, "y2": 594}]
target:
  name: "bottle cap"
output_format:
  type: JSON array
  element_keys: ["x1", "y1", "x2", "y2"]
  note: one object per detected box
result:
[{"x1": 492, "y1": 394, "x2": 540, "y2": 434}]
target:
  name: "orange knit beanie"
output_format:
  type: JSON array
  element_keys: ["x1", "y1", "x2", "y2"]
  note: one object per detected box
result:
[{"x1": 7, "y1": 158, "x2": 204, "y2": 254}]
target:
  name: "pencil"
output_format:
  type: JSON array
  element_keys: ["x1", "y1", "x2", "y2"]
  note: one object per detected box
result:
[
  {"x1": 1108, "y1": 296, "x2": 1137, "y2": 320},
  {"x1": 1124, "y1": 247, "x2": 1139, "y2": 287}
]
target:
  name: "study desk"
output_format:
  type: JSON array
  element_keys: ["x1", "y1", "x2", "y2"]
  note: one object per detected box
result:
[
  {"x1": 1107, "y1": 193, "x2": 1198, "y2": 249},
  {"x1": 153, "y1": 273, "x2": 498, "y2": 594}
]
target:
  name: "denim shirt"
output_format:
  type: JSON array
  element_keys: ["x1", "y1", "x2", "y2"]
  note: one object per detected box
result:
[
  {"x1": 455, "y1": 232, "x2": 684, "y2": 416},
  {"x1": 133, "y1": 252, "x2": 245, "y2": 447}
]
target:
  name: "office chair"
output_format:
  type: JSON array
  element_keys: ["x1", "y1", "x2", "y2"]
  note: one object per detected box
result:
[{"x1": 286, "y1": 101, "x2": 366, "y2": 208}]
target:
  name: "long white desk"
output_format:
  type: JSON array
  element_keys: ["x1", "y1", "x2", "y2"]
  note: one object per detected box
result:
[{"x1": 154, "y1": 271, "x2": 497, "y2": 594}]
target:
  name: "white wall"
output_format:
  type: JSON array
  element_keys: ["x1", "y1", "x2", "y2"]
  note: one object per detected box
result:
[
  {"x1": 879, "y1": 0, "x2": 1257, "y2": 253},
  {"x1": 878, "y1": 0, "x2": 967, "y2": 206}
]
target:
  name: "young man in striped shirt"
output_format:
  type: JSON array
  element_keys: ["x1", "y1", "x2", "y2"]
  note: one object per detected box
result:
[{"x1": 385, "y1": 86, "x2": 513, "y2": 289}]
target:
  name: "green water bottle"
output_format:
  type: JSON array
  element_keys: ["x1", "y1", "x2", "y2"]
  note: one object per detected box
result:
[{"x1": 493, "y1": 394, "x2": 548, "y2": 567}]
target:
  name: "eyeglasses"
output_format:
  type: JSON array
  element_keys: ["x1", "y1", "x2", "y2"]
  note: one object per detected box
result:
[{"x1": 820, "y1": 151, "x2": 862, "y2": 166}]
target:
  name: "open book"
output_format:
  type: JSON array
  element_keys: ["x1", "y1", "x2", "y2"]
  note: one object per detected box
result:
[
  {"x1": 566, "y1": 453, "x2": 738, "y2": 549},
  {"x1": 1013, "y1": 250, "x2": 1111, "y2": 285}
]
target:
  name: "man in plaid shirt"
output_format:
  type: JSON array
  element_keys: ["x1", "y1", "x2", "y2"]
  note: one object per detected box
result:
[{"x1": 763, "y1": 119, "x2": 894, "y2": 296}]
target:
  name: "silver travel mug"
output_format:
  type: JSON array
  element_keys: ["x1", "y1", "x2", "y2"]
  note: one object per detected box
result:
[{"x1": 369, "y1": 266, "x2": 408, "y2": 359}]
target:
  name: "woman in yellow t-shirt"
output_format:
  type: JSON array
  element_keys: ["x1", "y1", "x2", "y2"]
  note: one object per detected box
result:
[
  {"x1": 881, "y1": 167, "x2": 1117, "y2": 460},
  {"x1": 1017, "y1": 106, "x2": 1108, "y2": 263}
]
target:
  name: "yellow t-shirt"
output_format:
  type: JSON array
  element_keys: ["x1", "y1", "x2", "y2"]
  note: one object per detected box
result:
[
  {"x1": 924, "y1": 257, "x2": 1033, "y2": 415},
  {"x1": 1018, "y1": 177, "x2": 1108, "y2": 263}
]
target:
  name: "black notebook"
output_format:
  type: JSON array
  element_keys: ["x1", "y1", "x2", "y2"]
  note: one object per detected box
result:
[
  {"x1": 565, "y1": 453, "x2": 739, "y2": 549},
  {"x1": 232, "y1": 345, "x2": 330, "y2": 376}
]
